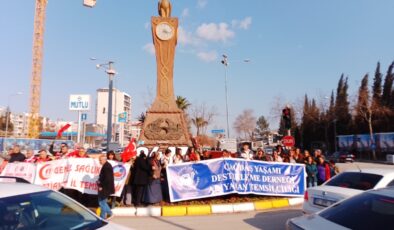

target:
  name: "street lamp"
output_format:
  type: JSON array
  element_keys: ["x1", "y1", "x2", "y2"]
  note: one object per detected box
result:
[
  {"x1": 93, "y1": 59, "x2": 116, "y2": 151},
  {"x1": 220, "y1": 54, "x2": 250, "y2": 139},
  {"x1": 5, "y1": 92, "x2": 23, "y2": 138}
]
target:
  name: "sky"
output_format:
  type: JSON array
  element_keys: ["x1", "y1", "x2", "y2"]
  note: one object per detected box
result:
[{"x1": 1, "y1": 0, "x2": 394, "y2": 136}]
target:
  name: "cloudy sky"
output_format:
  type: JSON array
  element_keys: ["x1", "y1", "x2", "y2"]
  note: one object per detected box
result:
[{"x1": 1, "y1": 0, "x2": 394, "y2": 135}]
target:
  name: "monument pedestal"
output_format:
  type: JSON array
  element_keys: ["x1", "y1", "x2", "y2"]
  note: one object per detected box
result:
[{"x1": 140, "y1": 15, "x2": 191, "y2": 149}]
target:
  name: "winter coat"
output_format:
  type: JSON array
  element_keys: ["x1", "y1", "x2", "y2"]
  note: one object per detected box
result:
[
  {"x1": 306, "y1": 163, "x2": 318, "y2": 178},
  {"x1": 132, "y1": 156, "x2": 150, "y2": 185},
  {"x1": 98, "y1": 161, "x2": 115, "y2": 197}
]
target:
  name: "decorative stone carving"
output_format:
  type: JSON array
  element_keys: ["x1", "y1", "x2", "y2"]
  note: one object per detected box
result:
[{"x1": 144, "y1": 118, "x2": 183, "y2": 140}]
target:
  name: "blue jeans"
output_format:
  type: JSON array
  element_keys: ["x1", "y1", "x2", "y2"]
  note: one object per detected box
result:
[
  {"x1": 307, "y1": 177, "x2": 318, "y2": 188},
  {"x1": 98, "y1": 196, "x2": 112, "y2": 219}
]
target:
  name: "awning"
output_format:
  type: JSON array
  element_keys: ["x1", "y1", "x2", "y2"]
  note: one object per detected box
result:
[{"x1": 40, "y1": 132, "x2": 105, "y2": 137}]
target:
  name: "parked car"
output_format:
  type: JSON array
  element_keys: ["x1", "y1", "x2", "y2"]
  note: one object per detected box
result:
[
  {"x1": 287, "y1": 186, "x2": 394, "y2": 230},
  {"x1": 87, "y1": 148, "x2": 103, "y2": 154},
  {"x1": 0, "y1": 176, "x2": 130, "y2": 230},
  {"x1": 327, "y1": 151, "x2": 355, "y2": 163},
  {"x1": 302, "y1": 168, "x2": 394, "y2": 214}
]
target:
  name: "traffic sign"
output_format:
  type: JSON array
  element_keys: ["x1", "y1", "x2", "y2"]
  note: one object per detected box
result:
[
  {"x1": 282, "y1": 135, "x2": 295, "y2": 147},
  {"x1": 81, "y1": 113, "x2": 87, "y2": 121},
  {"x1": 211, "y1": 129, "x2": 225, "y2": 134}
]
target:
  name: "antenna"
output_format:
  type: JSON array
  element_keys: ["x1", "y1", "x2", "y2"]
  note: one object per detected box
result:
[{"x1": 354, "y1": 163, "x2": 362, "y2": 173}]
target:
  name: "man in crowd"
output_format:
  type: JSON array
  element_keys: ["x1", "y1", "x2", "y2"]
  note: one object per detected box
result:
[
  {"x1": 8, "y1": 145, "x2": 26, "y2": 163},
  {"x1": 49, "y1": 142, "x2": 71, "y2": 159},
  {"x1": 35, "y1": 149, "x2": 52, "y2": 163},
  {"x1": 24, "y1": 149, "x2": 36, "y2": 163},
  {"x1": 68, "y1": 146, "x2": 89, "y2": 158},
  {"x1": 97, "y1": 155, "x2": 115, "y2": 220}
]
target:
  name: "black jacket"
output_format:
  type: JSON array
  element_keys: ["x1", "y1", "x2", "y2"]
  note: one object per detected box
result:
[
  {"x1": 9, "y1": 153, "x2": 26, "y2": 163},
  {"x1": 132, "y1": 156, "x2": 150, "y2": 185},
  {"x1": 98, "y1": 161, "x2": 115, "y2": 197}
]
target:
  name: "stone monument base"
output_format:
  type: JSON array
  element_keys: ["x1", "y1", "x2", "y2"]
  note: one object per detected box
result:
[{"x1": 140, "y1": 110, "x2": 191, "y2": 150}]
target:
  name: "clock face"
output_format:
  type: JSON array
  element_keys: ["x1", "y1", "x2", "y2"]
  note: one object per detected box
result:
[{"x1": 156, "y1": 22, "x2": 174, "y2": 41}]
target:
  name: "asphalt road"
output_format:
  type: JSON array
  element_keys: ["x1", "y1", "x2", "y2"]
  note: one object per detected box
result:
[
  {"x1": 111, "y1": 207, "x2": 302, "y2": 230},
  {"x1": 336, "y1": 161, "x2": 394, "y2": 171}
]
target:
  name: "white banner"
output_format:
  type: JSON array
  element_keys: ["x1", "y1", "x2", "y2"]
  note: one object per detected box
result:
[
  {"x1": 1, "y1": 159, "x2": 130, "y2": 197},
  {"x1": 35, "y1": 159, "x2": 69, "y2": 191},
  {"x1": 0, "y1": 162, "x2": 36, "y2": 183},
  {"x1": 64, "y1": 158, "x2": 130, "y2": 197}
]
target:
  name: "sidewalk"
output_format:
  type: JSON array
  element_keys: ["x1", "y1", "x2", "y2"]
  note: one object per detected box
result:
[{"x1": 108, "y1": 197, "x2": 304, "y2": 217}]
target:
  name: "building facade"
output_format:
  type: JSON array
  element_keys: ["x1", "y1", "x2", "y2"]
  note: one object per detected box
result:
[{"x1": 96, "y1": 88, "x2": 132, "y2": 146}]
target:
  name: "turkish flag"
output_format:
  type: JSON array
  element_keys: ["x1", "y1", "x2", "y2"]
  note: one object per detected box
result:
[
  {"x1": 121, "y1": 138, "x2": 137, "y2": 162},
  {"x1": 57, "y1": 124, "x2": 71, "y2": 138}
]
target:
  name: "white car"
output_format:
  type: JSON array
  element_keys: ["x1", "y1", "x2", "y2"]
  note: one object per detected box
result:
[
  {"x1": 287, "y1": 186, "x2": 394, "y2": 230},
  {"x1": 0, "y1": 177, "x2": 131, "y2": 230},
  {"x1": 303, "y1": 168, "x2": 394, "y2": 214}
]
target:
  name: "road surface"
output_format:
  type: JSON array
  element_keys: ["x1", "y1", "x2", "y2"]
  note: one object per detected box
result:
[{"x1": 112, "y1": 207, "x2": 302, "y2": 230}]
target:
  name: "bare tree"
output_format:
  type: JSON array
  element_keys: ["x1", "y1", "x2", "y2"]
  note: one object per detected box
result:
[
  {"x1": 355, "y1": 75, "x2": 391, "y2": 160},
  {"x1": 233, "y1": 109, "x2": 256, "y2": 140},
  {"x1": 190, "y1": 102, "x2": 217, "y2": 136}
]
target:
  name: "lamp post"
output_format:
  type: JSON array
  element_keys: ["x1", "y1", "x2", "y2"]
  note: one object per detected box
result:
[
  {"x1": 93, "y1": 59, "x2": 116, "y2": 151},
  {"x1": 220, "y1": 54, "x2": 250, "y2": 139},
  {"x1": 5, "y1": 92, "x2": 23, "y2": 138}
]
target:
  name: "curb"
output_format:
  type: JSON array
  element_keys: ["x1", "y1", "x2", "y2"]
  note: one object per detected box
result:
[{"x1": 110, "y1": 197, "x2": 303, "y2": 217}]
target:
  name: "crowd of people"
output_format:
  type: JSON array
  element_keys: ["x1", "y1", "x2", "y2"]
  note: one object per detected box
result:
[{"x1": 0, "y1": 142, "x2": 340, "y2": 210}]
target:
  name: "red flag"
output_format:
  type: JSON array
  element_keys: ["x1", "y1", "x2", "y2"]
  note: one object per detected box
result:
[
  {"x1": 57, "y1": 124, "x2": 71, "y2": 138},
  {"x1": 121, "y1": 138, "x2": 137, "y2": 162}
]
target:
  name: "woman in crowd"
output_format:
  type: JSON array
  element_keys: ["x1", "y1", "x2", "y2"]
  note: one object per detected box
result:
[
  {"x1": 107, "y1": 151, "x2": 118, "y2": 161},
  {"x1": 173, "y1": 148, "x2": 184, "y2": 164},
  {"x1": 254, "y1": 148, "x2": 271, "y2": 161},
  {"x1": 187, "y1": 147, "x2": 200, "y2": 162},
  {"x1": 132, "y1": 151, "x2": 150, "y2": 207},
  {"x1": 161, "y1": 149, "x2": 172, "y2": 202},
  {"x1": 222, "y1": 149, "x2": 232, "y2": 158},
  {"x1": 329, "y1": 160, "x2": 339, "y2": 177},
  {"x1": 144, "y1": 152, "x2": 163, "y2": 205},
  {"x1": 316, "y1": 156, "x2": 331, "y2": 185},
  {"x1": 288, "y1": 149, "x2": 297, "y2": 163},
  {"x1": 272, "y1": 150, "x2": 283, "y2": 162},
  {"x1": 305, "y1": 156, "x2": 318, "y2": 187}
]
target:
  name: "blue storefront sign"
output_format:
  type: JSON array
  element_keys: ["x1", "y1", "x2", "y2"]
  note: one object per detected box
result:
[{"x1": 167, "y1": 158, "x2": 306, "y2": 202}]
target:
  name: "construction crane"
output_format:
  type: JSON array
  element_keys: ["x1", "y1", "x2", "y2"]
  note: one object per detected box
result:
[
  {"x1": 27, "y1": 0, "x2": 96, "y2": 138},
  {"x1": 28, "y1": 0, "x2": 47, "y2": 138}
]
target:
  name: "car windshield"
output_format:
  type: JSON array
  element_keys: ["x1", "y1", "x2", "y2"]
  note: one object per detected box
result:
[
  {"x1": 325, "y1": 172, "x2": 383, "y2": 190},
  {"x1": 0, "y1": 190, "x2": 106, "y2": 230},
  {"x1": 319, "y1": 192, "x2": 394, "y2": 230}
]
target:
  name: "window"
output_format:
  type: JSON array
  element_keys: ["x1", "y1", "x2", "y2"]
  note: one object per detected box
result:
[
  {"x1": 0, "y1": 191, "x2": 105, "y2": 230},
  {"x1": 325, "y1": 172, "x2": 383, "y2": 190},
  {"x1": 320, "y1": 192, "x2": 394, "y2": 230},
  {"x1": 387, "y1": 179, "x2": 394, "y2": 187}
]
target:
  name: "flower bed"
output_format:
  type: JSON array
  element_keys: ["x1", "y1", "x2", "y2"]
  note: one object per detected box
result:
[{"x1": 159, "y1": 194, "x2": 282, "y2": 206}]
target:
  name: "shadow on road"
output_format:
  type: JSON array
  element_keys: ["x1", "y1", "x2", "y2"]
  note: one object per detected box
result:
[{"x1": 243, "y1": 209, "x2": 303, "y2": 230}]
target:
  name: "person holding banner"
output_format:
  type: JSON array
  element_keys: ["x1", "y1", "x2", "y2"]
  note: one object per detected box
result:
[
  {"x1": 68, "y1": 146, "x2": 89, "y2": 158},
  {"x1": 24, "y1": 149, "x2": 37, "y2": 163},
  {"x1": 97, "y1": 155, "x2": 115, "y2": 220},
  {"x1": 239, "y1": 143, "x2": 254, "y2": 160},
  {"x1": 35, "y1": 149, "x2": 52, "y2": 163},
  {"x1": 8, "y1": 145, "x2": 26, "y2": 163}
]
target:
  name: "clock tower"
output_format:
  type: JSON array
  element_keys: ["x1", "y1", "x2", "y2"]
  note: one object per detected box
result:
[{"x1": 140, "y1": 1, "x2": 192, "y2": 149}]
